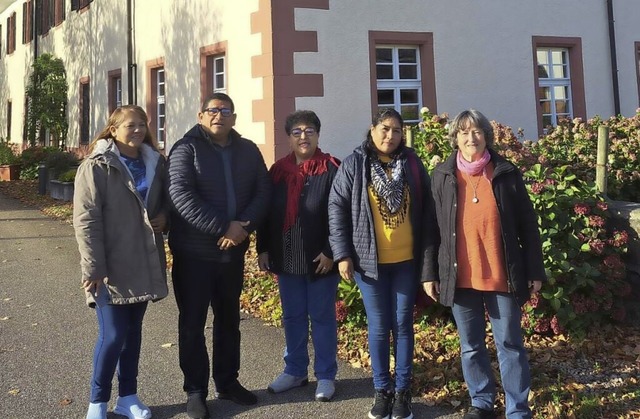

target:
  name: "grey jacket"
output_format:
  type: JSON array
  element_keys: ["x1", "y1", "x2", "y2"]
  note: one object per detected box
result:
[{"x1": 73, "y1": 139, "x2": 169, "y2": 307}]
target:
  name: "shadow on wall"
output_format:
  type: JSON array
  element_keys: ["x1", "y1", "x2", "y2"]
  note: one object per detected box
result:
[
  {"x1": 161, "y1": 1, "x2": 222, "y2": 151},
  {"x1": 61, "y1": 0, "x2": 128, "y2": 146}
]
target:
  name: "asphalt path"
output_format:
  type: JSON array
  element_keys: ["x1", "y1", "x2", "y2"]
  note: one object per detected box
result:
[{"x1": 0, "y1": 192, "x2": 462, "y2": 418}]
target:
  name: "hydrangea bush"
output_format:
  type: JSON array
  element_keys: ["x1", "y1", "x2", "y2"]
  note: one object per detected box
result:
[{"x1": 412, "y1": 108, "x2": 633, "y2": 335}]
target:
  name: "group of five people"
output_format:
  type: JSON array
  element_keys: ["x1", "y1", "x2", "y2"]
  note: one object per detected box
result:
[{"x1": 73, "y1": 92, "x2": 545, "y2": 419}]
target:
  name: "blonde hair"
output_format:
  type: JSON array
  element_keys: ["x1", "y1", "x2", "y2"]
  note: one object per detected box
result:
[{"x1": 88, "y1": 105, "x2": 158, "y2": 153}]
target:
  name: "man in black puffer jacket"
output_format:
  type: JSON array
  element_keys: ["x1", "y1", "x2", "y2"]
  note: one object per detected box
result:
[{"x1": 167, "y1": 93, "x2": 270, "y2": 419}]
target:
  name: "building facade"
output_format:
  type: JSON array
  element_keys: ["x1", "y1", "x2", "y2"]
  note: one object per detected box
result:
[{"x1": 1, "y1": 0, "x2": 639, "y2": 163}]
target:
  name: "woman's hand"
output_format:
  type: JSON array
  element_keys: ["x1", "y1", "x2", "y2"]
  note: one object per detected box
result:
[
  {"x1": 81, "y1": 278, "x2": 103, "y2": 296},
  {"x1": 528, "y1": 280, "x2": 542, "y2": 293},
  {"x1": 338, "y1": 258, "x2": 355, "y2": 281},
  {"x1": 149, "y1": 212, "x2": 167, "y2": 233},
  {"x1": 313, "y1": 252, "x2": 334, "y2": 275},
  {"x1": 422, "y1": 281, "x2": 440, "y2": 301},
  {"x1": 258, "y1": 252, "x2": 270, "y2": 271}
]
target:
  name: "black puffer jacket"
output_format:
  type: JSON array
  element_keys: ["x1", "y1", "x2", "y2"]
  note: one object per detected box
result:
[
  {"x1": 328, "y1": 143, "x2": 439, "y2": 282},
  {"x1": 256, "y1": 158, "x2": 340, "y2": 277},
  {"x1": 429, "y1": 148, "x2": 547, "y2": 307},
  {"x1": 167, "y1": 125, "x2": 270, "y2": 261}
]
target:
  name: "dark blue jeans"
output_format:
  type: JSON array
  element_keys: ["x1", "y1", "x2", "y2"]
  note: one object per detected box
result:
[
  {"x1": 90, "y1": 287, "x2": 148, "y2": 403},
  {"x1": 172, "y1": 254, "x2": 244, "y2": 395},
  {"x1": 355, "y1": 260, "x2": 417, "y2": 391},
  {"x1": 452, "y1": 289, "x2": 532, "y2": 418},
  {"x1": 277, "y1": 273, "x2": 339, "y2": 380}
]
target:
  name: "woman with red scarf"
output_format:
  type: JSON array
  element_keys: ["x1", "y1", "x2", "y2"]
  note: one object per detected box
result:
[{"x1": 256, "y1": 110, "x2": 340, "y2": 402}]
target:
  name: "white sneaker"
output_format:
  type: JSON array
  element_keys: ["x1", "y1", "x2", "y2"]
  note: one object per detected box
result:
[
  {"x1": 315, "y1": 379, "x2": 335, "y2": 402},
  {"x1": 114, "y1": 394, "x2": 152, "y2": 419},
  {"x1": 267, "y1": 372, "x2": 308, "y2": 393},
  {"x1": 86, "y1": 402, "x2": 107, "y2": 419}
]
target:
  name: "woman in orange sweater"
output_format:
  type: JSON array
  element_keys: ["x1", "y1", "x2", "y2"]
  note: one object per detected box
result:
[{"x1": 425, "y1": 110, "x2": 546, "y2": 419}]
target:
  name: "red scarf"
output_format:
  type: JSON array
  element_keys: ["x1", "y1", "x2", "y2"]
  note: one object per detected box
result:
[{"x1": 270, "y1": 148, "x2": 338, "y2": 232}]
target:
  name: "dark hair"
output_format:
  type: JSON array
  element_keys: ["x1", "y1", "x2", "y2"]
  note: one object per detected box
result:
[
  {"x1": 448, "y1": 109, "x2": 494, "y2": 148},
  {"x1": 284, "y1": 110, "x2": 321, "y2": 135},
  {"x1": 201, "y1": 92, "x2": 235, "y2": 112},
  {"x1": 364, "y1": 108, "x2": 405, "y2": 156},
  {"x1": 89, "y1": 105, "x2": 158, "y2": 153}
]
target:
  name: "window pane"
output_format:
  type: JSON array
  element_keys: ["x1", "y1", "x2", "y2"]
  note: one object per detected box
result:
[
  {"x1": 553, "y1": 86, "x2": 567, "y2": 100},
  {"x1": 377, "y1": 89, "x2": 394, "y2": 105},
  {"x1": 400, "y1": 105, "x2": 419, "y2": 121},
  {"x1": 537, "y1": 50, "x2": 548, "y2": 65},
  {"x1": 215, "y1": 57, "x2": 224, "y2": 73},
  {"x1": 543, "y1": 115, "x2": 552, "y2": 127},
  {"x1": 400, "y1": 89, "x2": 418, "y2": 103},
  {"x1": 215, "y1": 74, "x2": 224, "y2": 89},
  {"x1": 158, "y1": 69, "x2": 165, "y2": 83},
  {"x1": 540, "y1": 100, "x2": 551, "y2": 114},
  {"x1": 376, "y1": 48, "x2": 392, "y2": 64},
  {"x1": 399, "y1": 65, "x2": 417, "y2": 79},
  {"x1": 555, "y1": 100, "x2": 567, "y2": 113},
  {"x1": 551, "y1": 50, "x2": 566, "y2": 65},
  {"x1": 539, "y1": 86, "x2": 550, "y2": 100},
  {"x1": 538, "y1": 64, "x2": 549, "y2": 78},
  {"x1": 376, "y1": 64, "x2": 393, "y2": 80},
  {"x1": 552, "y1": 64, "x2": 567, "y2": 78},
  {"x1": 398, "y1": 48, "x2": 417, "y2": 63}
]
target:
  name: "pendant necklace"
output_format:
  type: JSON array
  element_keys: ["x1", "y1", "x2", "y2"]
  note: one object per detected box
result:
[{"x1": 467, "y1": 172, "x2": 483, "y2": 203}]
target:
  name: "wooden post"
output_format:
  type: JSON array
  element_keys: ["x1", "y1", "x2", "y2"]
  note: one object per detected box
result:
[
  {"x1": 596, "y1": 125, "x2": 609, "y2": 195},
  {"x1": 405, "y1": 126, "x2": 413, "y2": 148}
]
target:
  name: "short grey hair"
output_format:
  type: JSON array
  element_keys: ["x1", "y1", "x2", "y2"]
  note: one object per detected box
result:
[{"x1": 448, "y1": 109, "x2": 494, "y2": 149}]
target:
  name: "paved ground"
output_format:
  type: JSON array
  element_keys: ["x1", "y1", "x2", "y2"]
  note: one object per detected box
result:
[{"x1": 0, "y1": 192, "x2": 463, "y2": 419}]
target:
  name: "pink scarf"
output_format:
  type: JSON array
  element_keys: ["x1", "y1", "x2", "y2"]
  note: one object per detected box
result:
[{"x1": 457, "y1": 149, "x2": 491, "y2": 176}]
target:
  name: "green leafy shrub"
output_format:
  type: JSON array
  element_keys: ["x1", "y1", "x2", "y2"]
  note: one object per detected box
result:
[
  {"x1": 57, "y1": 169, "x2": 77, "y2": 183},
  {"x1": 0, "y1": 139, "x2": 20, "y2": 165},
  {"x1": 45, "y1": 149, "x2": 79, "y2": 180},
  {"x1": 411, "y1": 109, "x2": 633, "y2": 335},
  {"x1": 19, "y1": 146, "x2": 60, "y2": 180}
]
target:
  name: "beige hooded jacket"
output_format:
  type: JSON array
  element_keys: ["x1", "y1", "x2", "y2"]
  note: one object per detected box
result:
[{"x1": 73, "y1": 139, "x2": 168, "y2": 307}]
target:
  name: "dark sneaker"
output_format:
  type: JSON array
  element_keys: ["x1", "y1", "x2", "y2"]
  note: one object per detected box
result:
[
  {"x1": 186, "y1": 393, "x2": 210, "y2": 419},
  {"x1": 368, "y1": 389, "x2": 394, "y2": 419},
  {"x1": 392, "y1": 389, "x2": 413, "y2": 419},
  {"x1": 215, "y1": 381, "x2": 258, "y2": 406},
  {"x1": 463, "y1": 406, "x2": 497, "y2": 419}
]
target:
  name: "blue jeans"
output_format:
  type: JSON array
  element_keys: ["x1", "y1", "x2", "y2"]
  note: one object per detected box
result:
[
  {"x1": 278, "y1": 273, "x2": 339, "y2": 380},
  {"x1": 355, "y1": 260, "x2": 417, "y2": 391},
  {"x1": 452, "y1": 289, "x2": 532, "y2": 418},
  {"x1": 90, "y1": 286, "x2": 148, "y2": 402}
]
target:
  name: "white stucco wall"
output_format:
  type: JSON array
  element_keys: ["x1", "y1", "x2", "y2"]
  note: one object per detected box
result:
[
  {"x1": 0, "y1": 0, "x2": 261, "y2": 149},
  {"x1": 295, "y1": 0, "x2": 639, "y2": 160}
]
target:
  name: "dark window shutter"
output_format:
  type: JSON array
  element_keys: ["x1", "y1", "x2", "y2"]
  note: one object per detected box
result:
[{"x1": 71, "y1": 0, "x2": 79, "y2": 11}]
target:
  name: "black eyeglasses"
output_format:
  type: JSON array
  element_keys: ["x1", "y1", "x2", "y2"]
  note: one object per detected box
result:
[
  {"x1": 290, "y1": 127, "x2": 317, "y2": 138},
  {"x1": 203, "y1": 107, "x2": 233, "y2": 117}
]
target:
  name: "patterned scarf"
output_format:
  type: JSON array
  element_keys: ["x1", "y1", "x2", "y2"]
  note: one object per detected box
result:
[
  {"x1": 369, "y1": 155, "x2": 408, "y2": 228},
  {"x1": 270, "y1": 148, "x2": 338, "y2": 232}
]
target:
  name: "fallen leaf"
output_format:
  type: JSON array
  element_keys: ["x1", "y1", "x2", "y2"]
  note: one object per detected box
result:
[
  {"x1": 8, "y1": 389, "x2": 20, "y2": 395},
  {"x1": 0, "y1": 316, "x2": 9, "y2": 320},
  {"x1": 59, "y1": 397, "x2": 73, "y2": 406},
  {"x1": 450, "y1": 399, "x2": 461, "y2": 407},
  {"x1": 161, "y1": 343, "x2": 174, "y2": 348}
]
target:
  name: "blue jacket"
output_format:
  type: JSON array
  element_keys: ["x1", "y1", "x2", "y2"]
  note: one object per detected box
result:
[
  {"x1": 328, "y1": 143, "x2": 439, "y2": 282},
  {"x1": 167, "y1": 124, "x2": 270, "y2": 261},
  {"x1": 430, "y1": 148, "x2": 547, "y2": 307}
]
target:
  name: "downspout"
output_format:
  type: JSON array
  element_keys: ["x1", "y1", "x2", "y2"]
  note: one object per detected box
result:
[
  {"x1": 606, "y1": 0, "x2": 621, "y2": 115},
  {"x1": 33, "y1": 0, "x2": 38, "y2": 59},
  {"x1": 127, "y1": 0, "x2": 137, "y2": 104}
]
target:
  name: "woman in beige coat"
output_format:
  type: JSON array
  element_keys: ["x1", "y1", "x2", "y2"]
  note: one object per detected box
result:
[{"x1": 73, "y1": 105, "x2": 168, "y2": 419}]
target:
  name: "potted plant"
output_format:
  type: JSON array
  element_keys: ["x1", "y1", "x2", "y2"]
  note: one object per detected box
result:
[
  {"x1": 49, "y1": 168, "x2": 76, "y2": 201},
  {"x1": 0, "y1": 139, "x2": 21, "y2": 181}
]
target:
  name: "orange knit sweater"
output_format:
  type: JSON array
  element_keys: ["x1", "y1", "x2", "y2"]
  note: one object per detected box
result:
[{"x1": 455, "y1": 163, "x2": 508, "y2": 292}]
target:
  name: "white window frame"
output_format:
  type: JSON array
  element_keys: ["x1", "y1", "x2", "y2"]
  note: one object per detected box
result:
[
  {"x1": 156, "y1": 68, "x2": 165, "y2": 148},
  {"x1": 375, "y1": 45, "x2": 422, "y2": 124},
  {"x1": 537, "y1": 47, "x2": 573, "y2": 131},
  {"x1": 212, "y1": 55, "x2": 226, "y2": 93}
]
